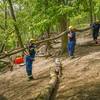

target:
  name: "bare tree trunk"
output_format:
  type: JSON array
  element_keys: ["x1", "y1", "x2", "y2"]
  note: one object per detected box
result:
[
  {"x1": 60, "y1": 16, "x2": 67, "y2": 54},
  {"x1": 4, "y1": 0, "x2": 7, "y2": 51},
  {"x1": 57, "y1": 0, "x2": 68, "y2": 54},
  {"x1": 4, "y1": 0, "x2": 7, "y2": 30},
  {"x1": 94, "y1": 14, "x2": 96, "y2": 22},
  {"x1": 44, "y1": 0, "x2": 52, "y2": 56},
  {"x1": 46, "y1": 27, "x2": 52, "y2": 56},
  {"x1": 0, "y1": 0, "x2": 8, "y2": 53},
  {"x1": 36, "y1": 66, "x2": 58, "y2": 100},
  {"x1": 89, "y1": 0, "x2": 93, "y2": 24},
  {"x1": 7, "y1": 0, "x2": 24, "y2": 48}
]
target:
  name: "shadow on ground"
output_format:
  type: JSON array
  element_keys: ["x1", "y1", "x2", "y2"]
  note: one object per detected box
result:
[
  {"x1": 76, "y1": 41, "x2": 100, "y2": 57},
  {"x1": 57, "y1": 82, "x2": 100, "y2": 100},
  {"x1": 0, "y1": 95, "x2": 8, "y2": 100}
]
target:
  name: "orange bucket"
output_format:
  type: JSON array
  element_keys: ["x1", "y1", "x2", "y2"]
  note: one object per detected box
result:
[{"x1": 14, "y1": 57, "x2": 24, "y2": 64}]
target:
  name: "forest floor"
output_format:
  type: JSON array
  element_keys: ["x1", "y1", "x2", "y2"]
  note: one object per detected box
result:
[
  {"x1": 54, "y1": 44, "x2": 100, "y2": 100},
  {"x1": 1, "y1": 33, "x2": 100, "y2": 100}
]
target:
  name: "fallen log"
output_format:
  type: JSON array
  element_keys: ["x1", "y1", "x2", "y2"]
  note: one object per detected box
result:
[
  {"x1": 0, "y1": 59, "x2": 9, "y2": 63},
  {"x1": 0, "y1": 26, "x2": 91, "y2": 59},
  {"x1": 75, "y1": 27, "x2": 91, "y2": 32},
  {"x1": 0, "y1": 48, "x2": 26, "y2": 59},
  {"x1": 35, "y1": 67, "x2": 58, "y2": 100}
]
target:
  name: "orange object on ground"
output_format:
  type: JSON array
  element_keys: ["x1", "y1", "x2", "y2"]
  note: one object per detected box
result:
[{"x1": 14, "y1": 57, "x2": 24, "y2": 64}]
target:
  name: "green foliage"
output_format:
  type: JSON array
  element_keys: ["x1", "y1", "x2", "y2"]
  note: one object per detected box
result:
[
  {"x1": 94, "y1": 0, "x2": 100, "y2": 19},
  {"x1": 0, "y1": 0, "x2": 100, "y2": 49}
]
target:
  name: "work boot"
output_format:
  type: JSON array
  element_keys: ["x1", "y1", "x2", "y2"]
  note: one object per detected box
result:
[
  {"x1": 96, "y1": 41, "x2": 98, "y2": 44},
  {"x1": 95, "y1": 40, "x2": 98, "y2": 44},
  {"x1": 28, "y1": 76, "x2": 34, "y2": 81},
  {"x1": 70, "y1": 56, "x2": 75, "y2": 59}
]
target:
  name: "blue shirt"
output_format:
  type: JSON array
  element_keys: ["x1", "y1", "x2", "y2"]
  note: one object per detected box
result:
[
  {"x1": 28, "y1": 43, "x2": 36, "y2": 58},
  {"x1": 68, "y1": 32, "x2": 76, "y2": 42},
  {"x1": 91, "y1": 23, "x2": 100, "y2": 33}
]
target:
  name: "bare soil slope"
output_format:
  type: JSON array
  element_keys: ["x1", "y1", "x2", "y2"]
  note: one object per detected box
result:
[
  {"x1": 1, "y1": 37, "x2": 100, "y2": 100},
  {"x1": 55, "y1": 42, "x2": 100, "y2": 100},
  {"x1": 0, "y1": 58, "x2": 53, "y2": 100}
]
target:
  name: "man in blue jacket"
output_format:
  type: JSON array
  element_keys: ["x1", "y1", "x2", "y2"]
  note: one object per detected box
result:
[
  {"x1": 28, "y1": 39, "x2": 36, "y2": 59},
  {"x1": 91, "y1": 20, "x2": 100, "y2": 44},
  {"x1": 25, "y1": 39, "x2": 36, "y2": 81}
]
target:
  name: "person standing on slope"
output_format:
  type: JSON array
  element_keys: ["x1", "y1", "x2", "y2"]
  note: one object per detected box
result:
[
  {"x1": 25, "y1": 39, "x2": 36, "y2": 81},
  {"x1": 91, "y1": 20, "x2": 100, "y2": 44},
  {"x1": 67, "y1": 26, "x2": 76, "y2": 59}
]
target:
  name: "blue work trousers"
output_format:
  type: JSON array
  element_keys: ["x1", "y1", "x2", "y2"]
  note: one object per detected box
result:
[
  {"x1": 26, "y1": 64, "x2": 32, "y2": 77},
  {"x1": 68, "y1": 41, "x2": 76, "y2": 56}
]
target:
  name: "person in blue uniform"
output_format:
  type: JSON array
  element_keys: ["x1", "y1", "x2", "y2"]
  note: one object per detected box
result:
[
  {"x1": 25, "y1": 39, "x2": 36, "y2": 80},
  {"x1": 28, "y1": 39, "x2": 36, "y2": 59},
  {"x1": 91, "y1": 20, "x2": 100, "y2": 44},
  {"x1": 25, "y1": 53, "x2": 34, "y2": 80},
  {"x1": 67, "y1": 26, "x2": 76, "y2": 59}
]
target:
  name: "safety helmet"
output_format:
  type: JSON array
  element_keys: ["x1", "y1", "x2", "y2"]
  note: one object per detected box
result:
[
  {"x1": 30, "y1": 38, "x2": 36, "y2": 43},
  {"x1": 96, "y1": 20, "x2": 100, "y2": 23},
  {"x1": 69, "y1": 26, "x2": 74, "y2": 30}
]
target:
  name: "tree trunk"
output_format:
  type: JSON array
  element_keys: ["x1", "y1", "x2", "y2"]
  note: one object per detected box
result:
[
  {"x1": 60, "y1": 16, "x2": 67, "y2": 54},
  {"x1": 7, "y1": 0, "x2": 24, "y2": 48},
  {"x1": 89, "y1": 0, "x2": 93, "y2": 24},
  {"x1": 46, "y1": 27, "x2": 52, "y2": 56},
  {"x1": 0, "y1": 0, "x2": 8, "y2": 53},
  {"x1": 57, "y1": 0, "x2": 68, "y2": 54},
  {"x1": 94, "y1": 14, "x2": 96, "y2": 22},
  {"x1": 35, "y1": 66, "x2": 58, "y2": 100},
  {"x1": 3, "y1": 0, "x2": 7, "y2": 30}
]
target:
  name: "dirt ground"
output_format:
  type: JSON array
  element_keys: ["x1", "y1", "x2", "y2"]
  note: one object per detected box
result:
[
  {"x1": 54, "y1": 39, "x2": 100, "y2": 100},
  {"x1": 0, "y1": 58, "x2": 54, "y2": 100},
  {"x1": 1, "y1": 35, "x2": 100, "y2": 100}
]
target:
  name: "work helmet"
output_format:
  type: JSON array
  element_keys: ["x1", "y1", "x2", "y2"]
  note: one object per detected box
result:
[
  {"x1": 96, "y1": 20, "x2": 100, "y2": 23},
  {"x1": 69, "y1": 26, "x2": 74, "y2": 30},
  {"x1": 29, "y1": 38, "x2": 36, "y2": 43}
]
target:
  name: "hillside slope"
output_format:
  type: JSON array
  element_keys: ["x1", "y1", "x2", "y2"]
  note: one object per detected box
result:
[
  {"x1": 54, "y1": 44, "x2": 100, "y2": 100},
  {"x1": 0, "y1": 37, "x2": 100, "y2": 100},
  {"x1": 0, "y1": 58, "x2": 54, "y2": 100}
]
